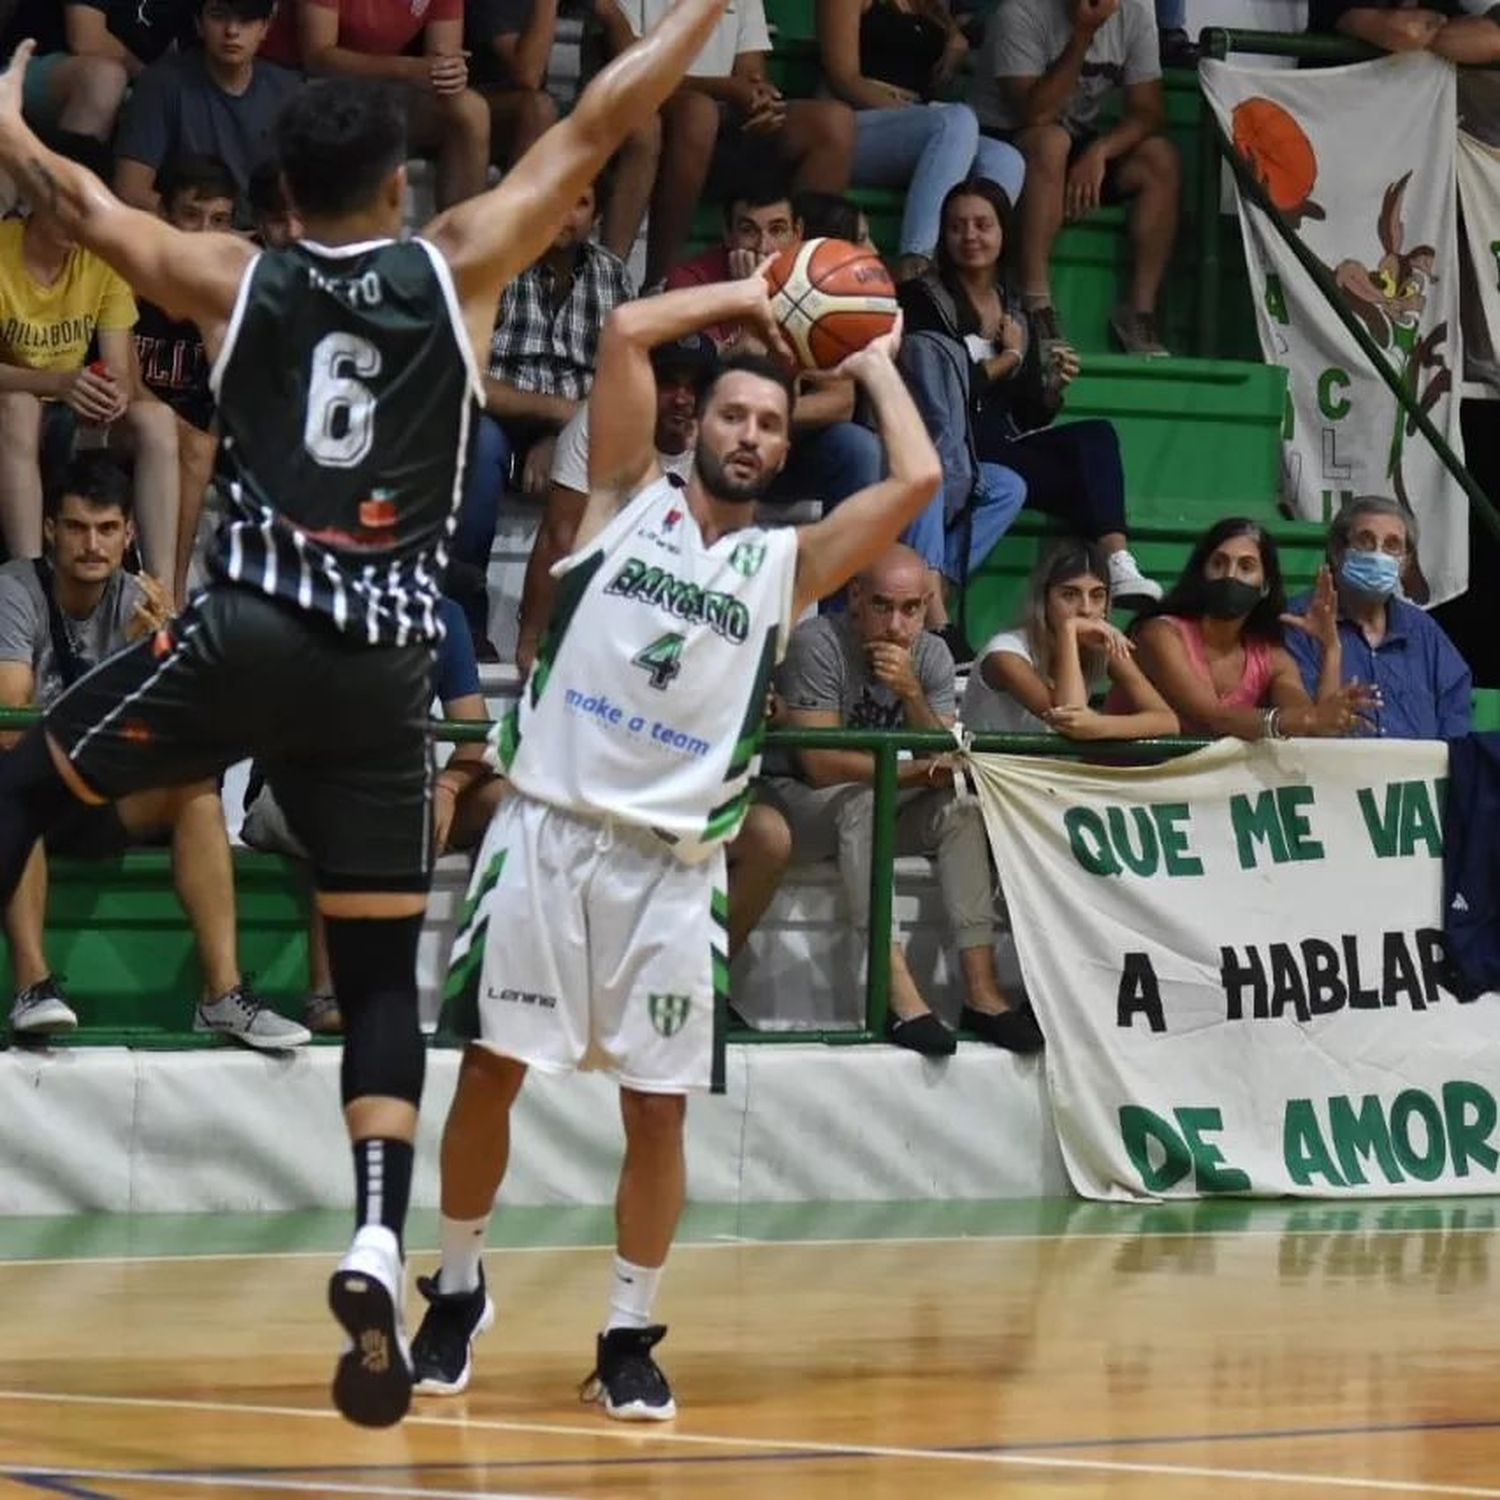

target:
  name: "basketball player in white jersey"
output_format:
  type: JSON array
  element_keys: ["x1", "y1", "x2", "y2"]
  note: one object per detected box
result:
[{"x1": 414, "y1": 273, "x2": 940, "y2": 1418}]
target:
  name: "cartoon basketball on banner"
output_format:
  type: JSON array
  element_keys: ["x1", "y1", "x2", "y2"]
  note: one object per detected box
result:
[{"x1": 1231, "y1": 96, "x2": 1324, "y2": 227}]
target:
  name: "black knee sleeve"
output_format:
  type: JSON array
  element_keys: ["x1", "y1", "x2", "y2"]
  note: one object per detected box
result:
[
  {"x1": 325, "y1": 911, "x2": 427, "y2": 1108},
  {"x1": 0, "y1": 729, "x2": 84, "y2": 906}
]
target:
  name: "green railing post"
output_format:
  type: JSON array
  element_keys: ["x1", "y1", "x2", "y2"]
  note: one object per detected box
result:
[{"x1": 865, "y1": 742, "x2": 898, "y2": 1038}]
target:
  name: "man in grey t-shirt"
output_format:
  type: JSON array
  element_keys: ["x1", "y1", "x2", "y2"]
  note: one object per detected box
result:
[
  {"x1": 0, "y1": 453, "x2": 306, "y2": 1047},
  {"x1": 969, "y1": 0, "x2": 1179, "y2": 357},
  {"x1": 762, "y1": 543, "x2": 1042, "y2": 1056}
]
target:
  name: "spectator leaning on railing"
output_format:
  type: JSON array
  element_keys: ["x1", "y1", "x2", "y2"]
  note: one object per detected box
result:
[
  {"x1": 1307, "y1": 0, "x2": 1500, "y2": 64},
  {"x1": 0, "y1": 453, "x2": 307, "y2": 1048},
  {"x1": 963, "y1": 535, "x2": 1177, "y2": 739},
  {"x1": 112, "y1": 0, "x2": 300, "y2": 218},
  {"x1": 763, "y1": 541, "x2": 1044, "y2": 1057},
  {"x1": 1281, "y1": 497, "x2": 1473, "y2": 741},
  {"x1": 1125, "y1": 516, "x2": 1382, "y2": 741}
]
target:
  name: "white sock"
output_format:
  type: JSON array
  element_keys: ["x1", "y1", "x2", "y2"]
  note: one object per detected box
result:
[
  {"x1": 605, "y1": 1255, "x2": 664, "y2": 1332},
  {"x1": 436, "y1": 1214, "x2": 488, "y2": 1296}
]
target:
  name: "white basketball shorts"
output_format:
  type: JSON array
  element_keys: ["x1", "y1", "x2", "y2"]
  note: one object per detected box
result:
[{"x1": 442, "y1": 792, "x2": 728, "y2": 1093}]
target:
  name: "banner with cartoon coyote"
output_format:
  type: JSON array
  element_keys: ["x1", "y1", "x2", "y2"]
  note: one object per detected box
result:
[{"x1": 1202, "y1": 54, "x2": 1466, "y2": 606}]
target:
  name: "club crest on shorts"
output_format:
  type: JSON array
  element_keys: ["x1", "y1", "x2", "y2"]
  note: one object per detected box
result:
[
  {"x1": 648, "y1": 992, "x2": 692, "y2": 1037},
  {"x1": 728, "y1": 541, "x2": 766, "y2": 578}
]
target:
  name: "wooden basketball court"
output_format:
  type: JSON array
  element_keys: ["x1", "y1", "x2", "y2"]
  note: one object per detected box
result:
[{"x1": 0, "y1": 1197, "x2": 1495, "y2": 1498}]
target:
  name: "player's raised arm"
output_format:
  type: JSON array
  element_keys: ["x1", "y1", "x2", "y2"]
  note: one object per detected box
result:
[
  {"x1": 792, "y1": 324, "x2": 941, "y2": 618},
  {"x1": 424, "y1": 0, "x2": 728, "y2": 356},
  {"x1": 577, "y1": 275, "x2": 789, "y2": 548},
  {"x1": 0, "y1": 43, "x2": 252, "y2": 344}
]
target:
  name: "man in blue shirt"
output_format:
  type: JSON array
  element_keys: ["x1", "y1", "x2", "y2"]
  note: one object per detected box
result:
[{"x1": 1284, "y1": 496, "x2": 1472, "y2": 740}]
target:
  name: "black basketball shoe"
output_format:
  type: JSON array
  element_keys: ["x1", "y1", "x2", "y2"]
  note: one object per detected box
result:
[
  {"x1": 580, "y1": 1324, "x2": 677, "y2": 1420},
  {"x1": 410, "y1": 1267, "x2": 495, "y2": 1395}
]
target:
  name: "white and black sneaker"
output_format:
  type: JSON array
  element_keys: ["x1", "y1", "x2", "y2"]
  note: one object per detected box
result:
[
  {"x1": 329, "y1": 1225, "x2": 412, "y2": 1428},
  {"x1": 194, "y1": 983, "x2": 311, "y2": 1050},
  {"x1": 408, "y1": 1266, "x2": 495, "y2": 1392},
  {"x1": 9, "y1": 976, "x2": 79, "y2": 1038},
  {"x1": 580, "y1": 1325, "x2": 677, "y2": 1421},
  {"x1": 410, "y1": 1268, "x2": 495, "y2": 1395}
]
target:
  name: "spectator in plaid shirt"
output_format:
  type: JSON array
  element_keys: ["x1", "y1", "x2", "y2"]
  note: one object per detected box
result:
[{"x1": 450, "y1": 178, "x2": 634, "y2": 656}]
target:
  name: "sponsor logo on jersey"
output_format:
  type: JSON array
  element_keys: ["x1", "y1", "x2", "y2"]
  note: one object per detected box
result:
[
  {"x1": 603, "y1": 556, "x2": 750, "y2": 644},
  {"x1": 664, "y1": 508, "x2": 682, "y2": 530},
  {"x1": 563, "y1": 688, "x2": 712, "y2": 759},
  {"x1": 728, "y1": 540, "x2": 766, "y2": 577},
  {"x1": 649, "y1": 993, "x2": 692, "y2": 1037},
  {"x1": 492, "y1": 986, "x2": 557, "y2": 1009}
]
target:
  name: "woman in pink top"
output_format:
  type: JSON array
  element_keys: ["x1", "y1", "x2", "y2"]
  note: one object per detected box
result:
[{"x1": 1130, "y1": 517, "x2": 1379, "y2": 740}]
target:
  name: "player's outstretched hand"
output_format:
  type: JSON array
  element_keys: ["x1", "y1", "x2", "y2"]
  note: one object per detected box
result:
[
  {"x1": 741, "y1": 257, "x2": 795, "y2": 368},
  {"x1": 834, "y1": 311, "x2": 903, "y2": 381},
  {"x1": 0, "y1": 40, "x2": 33, "y2": 132}
]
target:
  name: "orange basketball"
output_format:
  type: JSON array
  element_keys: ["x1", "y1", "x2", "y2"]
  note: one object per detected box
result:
[
  {"x1": 764, "y1": 238, "x2": 899, "y2": 371},
  {"x1": 1231, "y1": 96, "x2": 1318, "y2": 214}
]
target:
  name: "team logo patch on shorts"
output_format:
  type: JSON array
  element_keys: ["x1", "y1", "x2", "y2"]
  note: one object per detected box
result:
[{"x1": 648, "y1": 993, "x2": 692, "y2": 1037}]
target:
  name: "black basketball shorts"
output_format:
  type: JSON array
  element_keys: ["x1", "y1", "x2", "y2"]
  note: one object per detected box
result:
[{"x1": 45, "y1": 586, "x2": 437, "y2": 893}]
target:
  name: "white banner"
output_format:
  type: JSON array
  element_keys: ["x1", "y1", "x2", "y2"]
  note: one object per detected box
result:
[
  {"x1": 1201, "y1": 54, "x2": 1467, "y2": 606},
  {"x1": 967, "y1": 740, "x2": 1500, "y2": 1201}
]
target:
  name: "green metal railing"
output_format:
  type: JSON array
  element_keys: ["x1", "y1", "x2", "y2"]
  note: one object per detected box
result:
[{"x1": 0, "y1": 704, "x2": 1209, "y2": 1040}]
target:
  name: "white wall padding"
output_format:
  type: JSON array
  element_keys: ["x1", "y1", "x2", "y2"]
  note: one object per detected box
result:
[{"x1": 0, "y1": 1043, "x2": 1067, "y2": 1214}]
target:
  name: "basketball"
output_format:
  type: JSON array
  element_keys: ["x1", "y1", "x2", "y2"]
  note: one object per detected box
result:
[
  {"x1": 1231, "y1": 96, "x2": 1318, "y2": 214},
  {"x1": 764, "y1": 237, "x2": 899, "y2": 371}
]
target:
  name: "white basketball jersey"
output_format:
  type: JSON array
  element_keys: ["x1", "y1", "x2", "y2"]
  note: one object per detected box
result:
[{"x1": 497, "y1": 478, "x2": 800, "y2": 862}]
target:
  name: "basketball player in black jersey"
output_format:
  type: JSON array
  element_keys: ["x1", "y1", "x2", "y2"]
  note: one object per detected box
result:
[{"x1": 0, "y1": 0, "x2": 729, "y2": 1429}]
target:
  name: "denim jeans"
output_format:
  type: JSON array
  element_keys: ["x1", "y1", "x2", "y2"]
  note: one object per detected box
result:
[
  {"x1": 451, "y1": 413, "x2": 513, "y2": 640},
  {"x1": 901, "y1": 460, "x2": 1026, "y2": 582},
  {"x1": 852, "y1": 102, "x2": 1027, "y2": 256}
]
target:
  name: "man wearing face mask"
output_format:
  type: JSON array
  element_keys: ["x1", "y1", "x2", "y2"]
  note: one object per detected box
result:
[{"x1": 1283, "y1": 497, "x2": 1472, "y2": 740}]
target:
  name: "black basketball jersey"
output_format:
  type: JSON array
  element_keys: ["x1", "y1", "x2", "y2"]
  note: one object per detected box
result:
[{"x1": 207, "y1": 237, "x2": 482, "y2": 645}]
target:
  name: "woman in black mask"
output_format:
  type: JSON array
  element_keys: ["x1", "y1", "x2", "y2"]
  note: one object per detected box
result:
[{"x1": 1124, "y1": 517, "x2": 1380, "y2": 739}]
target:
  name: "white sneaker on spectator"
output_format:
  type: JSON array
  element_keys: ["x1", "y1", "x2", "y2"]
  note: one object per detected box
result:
[
  {"x1": 194, "y1": 984, "x2": 311, "y2": 1050},
  {"x1": 1108, "y1": 550, "x2": 1164, "y2": 607},
  {"x1": 10, "y1": 976, "x2": 79, "y2": 1037}
]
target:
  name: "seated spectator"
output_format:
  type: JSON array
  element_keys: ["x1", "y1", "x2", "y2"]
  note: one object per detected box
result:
[
  {"x1": 451, "y1": 178, "x2": 634, "y2": 655},
  {"x1": 113, "y1": 0, "x2": 300, "y2": 216},
  {"x1": 968, "y1": 0, "x2": 1180, "y2": 356},
  {"x1": 963, "y1": 536, "x2": 1177, "y2": 738},
  {"x1": 899, "y1": 178, "x2": 1162, "y2": 618},
  {"x1": 632, "y1": 0, "x2": 855, "y2": 285},
  {"x1": 132, "y1": 154, "x2": 230, "y2": 605},
  {"x1": 793, "y1": 188, "x2": 874, "y2": 249},
  {"x1": 0, "y1": 135, "x2": 178, "y2": 583},
  {"x1": 1, "y1": 1, "x2": 125, "y2": 141},
  {"x1": 764, "y1": 542, "x2": 1044, "y2": 1056},
  {"x1": 816, "y1": 0, "x2": 1024, "y2": 277},
  {"x1": 0, "y1": 454, "x2": 307, "y2": 1046},
  {"x1": 1282, "y1": 497, "x2": 1472, "y2": 740},
  {"x1": 1308, "y1": 0, "x2": 1500, "y2": 61},
  {"x1": 465, "y1": 0, "x2": 560, "y2": 168},
  {"x1": 241, "y1": 595, "x2": 506, "y2": 1033},
  {"x1": 288, "y1": 0, "x2": 490, "y2": 208},
  {"x1": 65, "y1": 0, "x2": 197, "y2": 77},
  {"x1": 516, "y1": 330, "x2": 711, "y2": 673},
  {"x1": 1155, "y1": 0, "x2": 1196, "y2": 67},
  {"x1": 1129, "y1": 516, "x2": 1380, "y2": 740},
  {"x1": 246, "y1": 156, "x2": 302, "y2": 246},
  {"x1": 667, "y1": 180, "x2": 885, "y2": 520}
]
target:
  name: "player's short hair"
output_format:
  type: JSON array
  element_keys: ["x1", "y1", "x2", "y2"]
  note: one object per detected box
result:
[
  {"x1": 46, "y1": 452, "x2": 134, "y2": 523},
  {"x1": 160, "y1": 152, "x2": 239, "y2": 211},
  {"x1": 698, "y1": 353, "x2": 796, "y2": 420},
  {"x1": 275, "y1": 79, "x2": 407, "y2": 220}
]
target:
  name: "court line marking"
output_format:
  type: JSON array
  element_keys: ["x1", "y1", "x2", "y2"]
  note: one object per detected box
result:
[
  {"x1": 1, "y1": 1473, "x2": 547, "y2": 1500},
  {"x1": 0, "y1": 1218, "x2": 1494, "y2": 1270},
  {"x1": 2, "y1": 1389, "x2": 1500, "y2": 1496}
]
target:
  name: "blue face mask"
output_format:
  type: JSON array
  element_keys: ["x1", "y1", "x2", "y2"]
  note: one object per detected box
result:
[{"x1": 1339, "y1": 549, "x2": 1401, "y2": 599}]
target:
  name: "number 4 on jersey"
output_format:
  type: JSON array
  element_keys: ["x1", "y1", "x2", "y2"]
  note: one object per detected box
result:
[{"x1": 633, "y1": 632, "x2": 685, "y2": 690}]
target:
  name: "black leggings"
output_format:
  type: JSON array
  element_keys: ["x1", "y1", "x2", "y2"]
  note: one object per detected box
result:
[{"x1": 978, "y1": 418, "x2": 1128, "y2": 541}]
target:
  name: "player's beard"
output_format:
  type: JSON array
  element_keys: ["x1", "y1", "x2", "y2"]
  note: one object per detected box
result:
[{"x1": 695, "y1": 443, "x2": 775, "y2": 506}]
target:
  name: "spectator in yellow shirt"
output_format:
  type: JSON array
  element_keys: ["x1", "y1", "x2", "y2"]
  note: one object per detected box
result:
[{"x1": 0, "y1": 135, "x2": 179, "y2": 583}]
